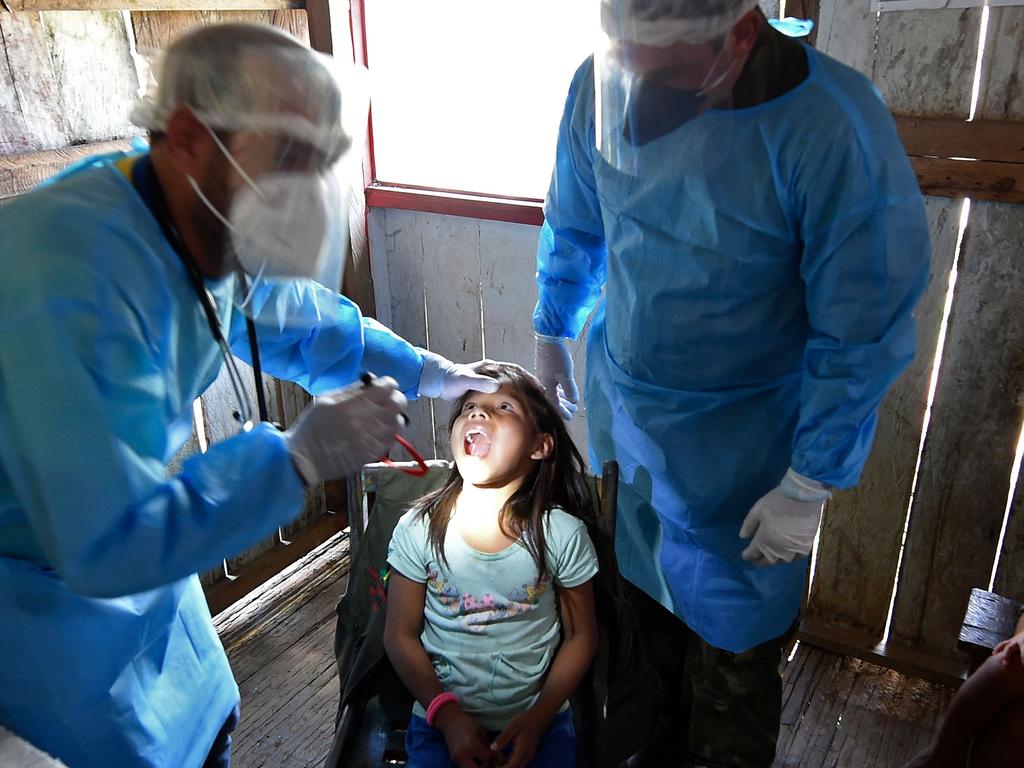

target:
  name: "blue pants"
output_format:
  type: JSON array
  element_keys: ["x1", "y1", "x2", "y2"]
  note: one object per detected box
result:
[
  {"x1": 405, "y1": 709, "x2": 575, "y2": 768},
  {"x1": 202, "y1": 705, "x2": 240, "y2": 768}
]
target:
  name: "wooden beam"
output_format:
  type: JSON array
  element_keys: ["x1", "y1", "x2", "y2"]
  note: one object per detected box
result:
[
  {"x1": 304, "y1": 0, "x2": 331, "y2": 54},
  {"x1": 958, "y1": 588, "x2": 1023, "y2": 658},
  {"x1": 366, "y1": 185, "x2": 545, "y2": 227},
  {"x1": 204, "y1": 512, "x2": 347, "y2": 616},
  {"x1": 130, "y1": 11, "x2": 310, "y2": 52},
  {"x1": 0, "y1": 139, "x2": 133, "y2": 200},
  {"x1": 6, "y1": 0, "x2": 303, "y2": 9},
  {"x1": 5, "y1": 128, "x2": 1020, "y2": 213},
  {"x1": 896, "y1": 115, "x2": 1024, "y2": 164},
  {"x1": 891, "y1": 114, "x2": 1024, "y2": 202},
  {"x1": 910, "y1": 155, "x2": 1024, "y2": 204},
  {"x1": 799, "y1": 616, "x2": 967, "y2": 689}
]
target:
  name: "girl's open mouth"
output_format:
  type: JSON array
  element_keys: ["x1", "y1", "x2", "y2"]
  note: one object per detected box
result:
[{"x1": 463, "y1": 427, "x2": 492, "y2": 458}]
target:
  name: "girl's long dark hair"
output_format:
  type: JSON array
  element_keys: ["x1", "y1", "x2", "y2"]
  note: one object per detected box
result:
[{"x1": 413, "y1": 361, "x2": 595, "y2": 583}]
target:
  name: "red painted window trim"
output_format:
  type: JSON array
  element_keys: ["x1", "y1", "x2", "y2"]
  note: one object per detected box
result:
[
  {"x1": 350, "y1": 0, "x2": 547, "y2": 227},
  {"x1": 365, "y1": 184, "x2": 545, "y2": 226}
]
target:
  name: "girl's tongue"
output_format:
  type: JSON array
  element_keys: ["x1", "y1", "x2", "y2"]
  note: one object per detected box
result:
[{"x1": 465, "y1": 431, "x2": 492, "y2": 458}]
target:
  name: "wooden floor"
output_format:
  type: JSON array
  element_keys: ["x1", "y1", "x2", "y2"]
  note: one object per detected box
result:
[
  {"x1": 214, "y1": 532, "x2": 352, "y2": 768},
  {"x1": 217, "y1": 535, "x2": 956, "y2": 768},
  {"x1": 776, "y1": 642, "x2": 955, "y2": 767}
]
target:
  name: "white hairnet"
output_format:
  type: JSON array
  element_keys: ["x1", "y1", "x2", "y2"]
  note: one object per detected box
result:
[
  {"x1": 601, "y1": 0, "x2": 760, "y2": 45},
  {"x1": 130, "y1": 23, "x2": 357, "y2": 161}
]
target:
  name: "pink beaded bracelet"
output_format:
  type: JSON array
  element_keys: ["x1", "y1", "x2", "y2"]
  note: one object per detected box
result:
[{"x1": 425, "y1": 692, "x2": 459, "y2": 727}]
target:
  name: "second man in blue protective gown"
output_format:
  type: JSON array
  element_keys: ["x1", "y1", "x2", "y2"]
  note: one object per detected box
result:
[{"x1": 533, "y1": 2, "x2": 931, "y2": 765}]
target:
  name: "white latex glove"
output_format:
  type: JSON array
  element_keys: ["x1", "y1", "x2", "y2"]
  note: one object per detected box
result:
[
  {"x1": 416, "y1": 349, "x2": 500, "y2": 400},
  {"x1": 740, "y1": 469, "x2": 831, "y2": 567},
  {"x1": 534, "y1": 334, "x2": 578, "y2": 421},
  {"x1": 286, "y1": 376, "x2": 407, "y2": 485}
]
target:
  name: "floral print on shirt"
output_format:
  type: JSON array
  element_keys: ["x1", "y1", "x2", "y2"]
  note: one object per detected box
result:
[{"x1": 426, "y1": 568, "x2": 552, "y2": 633}]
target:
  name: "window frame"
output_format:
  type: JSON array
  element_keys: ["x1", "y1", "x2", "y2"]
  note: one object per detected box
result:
[{"x1": 351, "y1": 0, "x2": 546, "y2": 225}]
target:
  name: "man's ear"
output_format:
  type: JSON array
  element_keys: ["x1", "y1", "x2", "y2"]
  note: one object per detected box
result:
[
  {"x1": 727, "y1": 9, "x2": 763, "y2": 58},
  {"x1": 531, "y1": 433, "x2": 555, "y2": 461},
  {"x1": 163, "y1": 106, "x2": 212, "y2": 177}
]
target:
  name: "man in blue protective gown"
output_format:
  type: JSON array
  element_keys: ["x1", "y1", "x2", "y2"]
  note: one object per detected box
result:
[
  {"x1": 0, "y1": 23, "x2": 497, "y2": 768},
  {"x1": 533, "y1": 1, "x2": 930, "y2": 765}
]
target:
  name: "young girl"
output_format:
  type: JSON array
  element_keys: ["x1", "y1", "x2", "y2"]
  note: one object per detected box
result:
[{"x1": 384, "y1": 361, "x2": 599, "y2": 768}]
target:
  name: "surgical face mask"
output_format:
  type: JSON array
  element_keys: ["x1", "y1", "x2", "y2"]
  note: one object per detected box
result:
[
  {"x1": 622, "y1": 43, "x2": 737, "y2": 147},
  {"x1": 188, "y1": 125, "x2": 335, "y2": 282},
  {"x1": 227, "y1": 172, "x2": 330, "y2": 280}
]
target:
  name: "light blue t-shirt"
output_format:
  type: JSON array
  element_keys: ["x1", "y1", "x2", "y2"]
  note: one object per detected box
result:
[{"x1": 387, "y1": 506, "x2": 598, "y2": 731}]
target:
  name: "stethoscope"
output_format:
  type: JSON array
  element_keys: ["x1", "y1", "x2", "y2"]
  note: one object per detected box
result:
[
  {"x1": 135, "y1": 156, "x2": 428, "y2": 477},
  {"x1": 134, "y1": 155, "x2": 261, "y2": 431}
]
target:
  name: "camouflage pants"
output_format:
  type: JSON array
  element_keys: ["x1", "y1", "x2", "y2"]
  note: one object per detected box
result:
[{"x1": 625, "y1": 582, "x2": 796, "y2": 768}]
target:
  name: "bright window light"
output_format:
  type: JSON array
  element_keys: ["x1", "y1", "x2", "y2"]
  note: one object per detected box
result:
[{"x1": 364, "y1": 0, "x2": 597, "y2": 199}]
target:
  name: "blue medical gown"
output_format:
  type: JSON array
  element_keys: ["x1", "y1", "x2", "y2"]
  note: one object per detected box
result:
[
  {"x1": 0, "y1": 154, "x2": 424, "y2": 766},
  {"x1": 535, "y1": 49, "x2": 930, "y2": 652}
]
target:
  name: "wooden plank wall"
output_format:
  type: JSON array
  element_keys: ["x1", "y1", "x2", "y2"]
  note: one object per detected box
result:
[
  {"x1": 808, "y1": 1, "x2": 1024, "y2": 663},
  {"x1": 130, "y1": 8, "x2": 307, "y2": 51},
  {"x1": 0, "y1": 11, "x2": 138, "y2": 154},
  {"x1": 807, "y1": 3, "x2": 979, "y2": 645},
  {"x1": 996, "y1": 463, "x2": 1024, "y2": 600},
  {"x1": 760, "y1": 1, "x2": 781, "y2": 21},
  {"x1": 984, "y1": 7, "x2": 1024, "y2": 607},
  {"x1": 889, "y1": 5, "x2": 1024, "y2": 656},
  {"x1": 0, "y1": 139, "x2": 132, "y2": 198},
  {"x1": 368, "y1": 207, "x2": 591, "y2": 461},
  {"x1": 0, "y1": 6, "x2": 348, "y2": 605}
]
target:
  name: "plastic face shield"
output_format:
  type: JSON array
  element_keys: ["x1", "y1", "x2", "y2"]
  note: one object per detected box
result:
[
  {"x1": 207, "y1": 124, "x2": 359, "y2": 331},
  {"x1": 209, "y1": 132, "x2": 340, "y2": 268},
  {"x1": 133, "y1": 39, "x2": 368, "y2": 329},
  {"x1": 595, "y1": 0, "x2": 749, "y2": 175}
]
